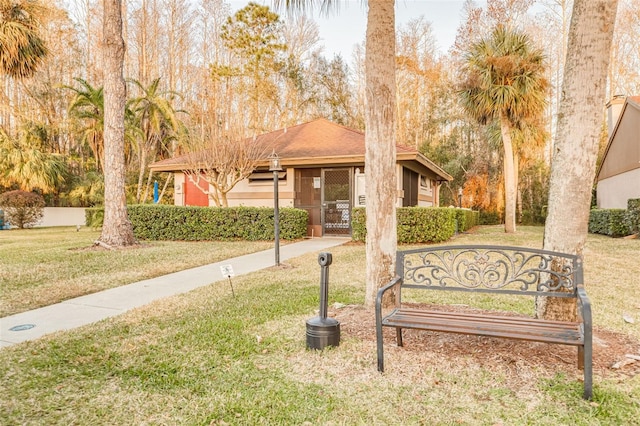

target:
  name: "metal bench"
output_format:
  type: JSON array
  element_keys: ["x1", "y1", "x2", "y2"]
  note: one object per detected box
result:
[{"x1": 375, "y1": 245, "x2": 593, "y2": 399}]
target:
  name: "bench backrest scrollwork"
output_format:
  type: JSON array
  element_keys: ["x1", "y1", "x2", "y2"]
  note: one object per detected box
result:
[{"x1": 397, "y1": 245, "x2": 583, "y2": 298}]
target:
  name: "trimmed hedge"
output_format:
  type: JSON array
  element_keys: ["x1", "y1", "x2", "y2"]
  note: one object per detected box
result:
[
  {"x1": 588, "y1": 208, "x2": 631, "y2": 237},
  {"x1": 479, "y1": 210, "x2": 502, "y2": 225},
  {"x1": 625, "y1": 198, "x2": 640, "y2": 235},
  {"x1": 398, "y1": 207, "x2": 456, "y2": 243},
  {"x1": 351, "y1": 207, "x2": 367, "y2": 242},
  {"x1": 455, "y1": 208, "x2": 480, "y2": 232},
  {"x1": 351, "y1": 207, "x2": 477, "y2": 244},
  {"x1": 86, "y1": 205, "x2": 308, "y2": 241}
]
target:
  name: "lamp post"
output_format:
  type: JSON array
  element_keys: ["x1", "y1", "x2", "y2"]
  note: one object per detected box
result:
[
  {"x1": 458, "y1": 187, "x2": 463, "y2": 208},
  {"x1": 269, "y1": 151, "x2": 283, "y2": 266}
]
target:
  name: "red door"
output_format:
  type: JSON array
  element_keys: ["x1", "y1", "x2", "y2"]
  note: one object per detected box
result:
[{"x1": 184, "y1": 174, "x2": 210, "y2": 206}]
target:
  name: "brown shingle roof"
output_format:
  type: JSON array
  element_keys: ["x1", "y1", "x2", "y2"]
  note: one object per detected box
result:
[
  {"x1": 258, "y1": 118, "x2": 367, "y2": 157},
  {"x1": 150, "y1": 118, "x2": 452, "y2": 180}
]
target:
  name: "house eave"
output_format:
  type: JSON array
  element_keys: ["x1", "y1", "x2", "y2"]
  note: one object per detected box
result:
[
  {"x1": 397, "y1": 152, "x2": 453, "y2": 181},
  {"x1": 151, "y1": 153, "x2": 453, "y2": 183}
]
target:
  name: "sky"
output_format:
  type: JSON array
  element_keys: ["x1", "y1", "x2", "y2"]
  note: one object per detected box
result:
[{"x1": 229, "y1": 1, "x2": 478, "y2": 59}]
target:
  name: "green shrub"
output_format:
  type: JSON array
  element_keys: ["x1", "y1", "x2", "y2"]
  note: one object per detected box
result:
[
  {"x1": 455, "y1": 208, "x2": 479, "y2": 232},
  {"x1": 0, "y1": 190, "x2": 45, "y2": 229},
  {"x1": 351, "y1": 206, "x2": 463, "y2": 243},
  {"x1": 351, "y1": 208, "x2": 367, "y2": 242},
  {"x1": 85, "y1": 207, "x2": 104, "y2": 229},
  {"x1": 86, "y1": 205, "x2": 308, "y2": 241},
  {"x1": 589, "y1": 209, "x2": 631, "y2": 237},
  {"x1": 520, "y1": 206, "x2": 547, "y2": 225},
  {"x1": 479, "y1": 210, "x2": 502, "y2": 225},
  {"x1": 625, "y1": 198, "x2": 640, "y2": 235}
]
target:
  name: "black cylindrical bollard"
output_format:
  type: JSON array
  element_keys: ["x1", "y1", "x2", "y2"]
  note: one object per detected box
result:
[{"x1": 306, "y1": 252, "x2": 340, "y2": 350}]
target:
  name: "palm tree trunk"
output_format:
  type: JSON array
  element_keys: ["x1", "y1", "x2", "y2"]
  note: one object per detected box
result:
[
  {"x1": 364, "y1": 0, "x2": 397, "y2": 308},
  {"x1": 500, "y1": 114, "x2": 517, "y2": 233},
  {"x1": 537, "y1": 0, "x2": 619, "y2": 320}
]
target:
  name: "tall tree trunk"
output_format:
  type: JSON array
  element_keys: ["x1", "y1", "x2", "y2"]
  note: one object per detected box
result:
[
  {"x1": 500, "y1": 114, "x2": 517, "y2": 233},
  {"x1": 515, "y1": 155, "x2": 522, "y2": 223},
  {"x1": 142, "y1": 168, "x2": 154, "y2": 204},
  {"x1": 363, "y1": 0, "x2": 397, "y2": 308},
  {"x1": 99, "y1": 0, "x2": 136, "y2": 248},
  {"x1": 157, "y1": 172, "x2": 172, "y2": 204},
  {"x1": 136, "y1": 146, "x2": 147, "y2": 203},
  {"x1": 537, "y1": 0, "x2": 619, "y2": 320}
]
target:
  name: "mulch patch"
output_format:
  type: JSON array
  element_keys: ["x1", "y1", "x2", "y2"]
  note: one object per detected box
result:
[{"x1": 332, "y1": 304, "x2": 640, "y2": 380}]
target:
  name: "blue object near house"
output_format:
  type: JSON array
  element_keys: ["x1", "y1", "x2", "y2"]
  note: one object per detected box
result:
[
  {"x1": 0, "y1": 209, "x2": 8, "y2": 230},
  {"x1": 153, "y1": 181, "x2": 159, "y2": 203}
]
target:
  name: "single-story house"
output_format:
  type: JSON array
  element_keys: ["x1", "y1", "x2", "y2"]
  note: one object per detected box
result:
[
  {"x1": 149, "y1": 118, "x2": 453, "y2": 236},
  {"x1": 596, "y1": 96, "x2": 640, "y2": 209}
]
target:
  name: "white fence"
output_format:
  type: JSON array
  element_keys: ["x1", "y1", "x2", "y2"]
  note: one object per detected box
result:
[{"x1": 37, "y1": 207, "x2": 87, "y2": 228}]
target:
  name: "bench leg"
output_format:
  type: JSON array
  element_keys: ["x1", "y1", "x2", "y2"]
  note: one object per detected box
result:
[
  {"x1": 578, "y1": 345, "x2": 584, "y2": 370},
  {"x1": 376, "y1": 318, "x2": 384, "y2": 373},
  {"x1": 396, "y1": 327, "x2": 403, "y2": 347},
  {"x1": 583, "y1": 341, "x2": 593, "y2": 400}
]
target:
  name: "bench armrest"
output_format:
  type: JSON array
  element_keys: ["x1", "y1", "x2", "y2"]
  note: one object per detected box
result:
[
  {"x1": 376, "y1": 276, "x2": 402, "y2": 308},
  {"x1": 576, "y1": 285, "x2": 592, "y2": 329},
  {"x1": 376, "y1": 276, "x2": 402, "y2": 323}
]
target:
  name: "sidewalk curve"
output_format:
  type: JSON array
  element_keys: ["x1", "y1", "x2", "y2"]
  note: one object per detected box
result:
[{"x1": 1, "y1": 237, "x2": 348, "y2": 348}]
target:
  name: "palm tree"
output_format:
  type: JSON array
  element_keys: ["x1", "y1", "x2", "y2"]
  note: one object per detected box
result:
[
  {"x1": 127, "y1": 77, "x2": 182, "y2": 203},
  {"x1": 485, "y1": 115, "x2": 548, "y2": 222},
  {"x1": 275, "y1": 0, "x2": 398, "y2": 308},
  {"x1": 0, "y1": 125, "x2": 67, "y2": 193},
  {"x1": 0, "y1": 0, "x2": 48, "y2": 78},
  {"x1": 459, "y1": 25, "x2": 548, "y2": 233},
  {"x1": 66, "y1": 78, "x2": 105, "y2": 173}
]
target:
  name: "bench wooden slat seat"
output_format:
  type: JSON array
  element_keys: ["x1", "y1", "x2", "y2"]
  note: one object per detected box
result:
[
  {"x1": 383, "y1": 308, "x2": 584, "y2": 346},
  {"x1": 375, "y1": 245, "x2": 593, "y2": 399}
]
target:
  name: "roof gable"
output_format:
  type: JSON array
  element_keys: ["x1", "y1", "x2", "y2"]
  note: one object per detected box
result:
[{"x1": 597, "y1": 97, "x2": 640, "y2": 181}]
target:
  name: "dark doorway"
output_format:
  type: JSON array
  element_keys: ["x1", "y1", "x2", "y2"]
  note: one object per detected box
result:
[
  {"x1": 403, "y1": 168, "x2": 419, "y2": 207},
  {"x1": 294, "y1": 168, "x2": 322, "y2": 237},
  {"x1": 322, "y1": 168, "x2": 351, "y2": 235}
]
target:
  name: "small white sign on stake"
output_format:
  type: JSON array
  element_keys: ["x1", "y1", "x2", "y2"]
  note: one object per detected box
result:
[{"x1": 220, "y1": 264, "x2": 235, "y2": 278}]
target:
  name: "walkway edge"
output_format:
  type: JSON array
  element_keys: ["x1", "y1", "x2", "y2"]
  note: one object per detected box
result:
[{"x1": 1, "y1": 238, "x2": 348, "y2": 348}]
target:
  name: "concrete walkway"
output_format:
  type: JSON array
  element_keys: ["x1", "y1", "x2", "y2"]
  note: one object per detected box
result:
[{"x1": 0, "y1": 237, "x2": 349, "y2": 348}]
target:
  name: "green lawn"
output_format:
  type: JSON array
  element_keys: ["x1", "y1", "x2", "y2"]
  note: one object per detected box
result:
[
  {"x1": 0, "y1": 227, "x2": 274, "y2": 317},
  {"x1": 1, "y1": 226, "x2": 639, "y2": 425}
]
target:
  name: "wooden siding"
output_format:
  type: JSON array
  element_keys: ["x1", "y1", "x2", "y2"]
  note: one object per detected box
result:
[{"x1": 598, "y1": 100, "x2": 640, "y2": 180}]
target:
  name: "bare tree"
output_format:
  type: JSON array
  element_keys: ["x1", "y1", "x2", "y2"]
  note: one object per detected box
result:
[
  {"x1": 396, "y1": 17, "x2": 441, "y2": 148},
  {"x1": 183, "y1": 127, "x2": 267, "y2": 207},
  {"x1": 609, "y1": 0, "x2": 640, "y2": 95}
]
